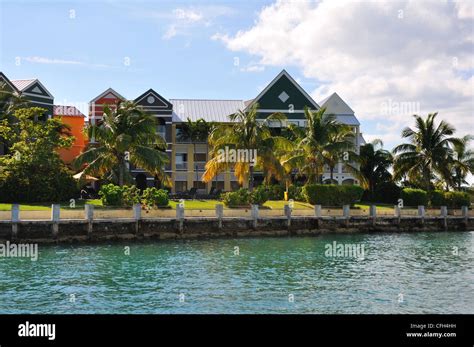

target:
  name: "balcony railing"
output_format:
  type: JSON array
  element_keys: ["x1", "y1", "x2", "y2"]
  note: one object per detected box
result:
[{"x1": 176, "y1": 162, "x2": 188, "y2": 170}]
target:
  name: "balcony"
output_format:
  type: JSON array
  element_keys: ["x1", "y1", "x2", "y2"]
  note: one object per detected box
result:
[{"x1": 176, "y1": 162, "x2": 188, "y2": 171}]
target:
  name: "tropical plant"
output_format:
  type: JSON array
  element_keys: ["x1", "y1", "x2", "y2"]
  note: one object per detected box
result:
[
  {"x1": 177, "y1": 118, "x2": 214, "y2": 182},
  {"x1": 0, "y1": 107, "x2": 77, "y2": 202},
  {"x1": 281, "y1": 107, "x2": 358, "y2": 184},
  {"x1": 73, "y1": 101, "x2": 170, "y2": 186},
  {"x1": 359, "y1": 139, "x2": 393, "y2": 198},
  {"x1": 442, "y1": 135, "x2": 474, "y2": 190},
  {"x1": 392, "y1": 113, "x2": 462, "y2": 191},
  {"x1": 203, "y1": 103, "x2": 292, "y2": 191}
]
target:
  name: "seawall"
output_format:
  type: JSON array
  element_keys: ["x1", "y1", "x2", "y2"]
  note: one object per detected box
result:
[{"x1": 0, "y1": 216, "x2": 472, "y2": 244}]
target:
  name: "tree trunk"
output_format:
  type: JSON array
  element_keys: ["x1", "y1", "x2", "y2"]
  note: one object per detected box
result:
[
  {"x1": 329, "y1": 167, "x2": 334, "y2": 183},
  {"x1": 119, "y1": 160, "x2": 124, "y2": 187}
]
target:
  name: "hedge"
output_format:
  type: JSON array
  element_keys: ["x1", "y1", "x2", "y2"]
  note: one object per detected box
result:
[
  {"x1": 444, "y1": 191, "x2": 470, "y2": 208},
  {"x1": 428, "y1": 190, "x2": 446, "y2": 207},
  {"x1": 98, "y1": 184, "x2": 169, "y2": 208},
  {"x1": 222, "y1": 187, "x2": 269, "y2": 207},
  {"x1": 302, "y1": 184, "x2": 364, "y2": 206},
  {"x1": 400, "y1": 188, "x2": 428, "y2": 207}
]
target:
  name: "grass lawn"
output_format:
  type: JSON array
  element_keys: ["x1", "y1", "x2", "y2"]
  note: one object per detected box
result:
[
  {"x1": 355, "y1": 203, "x2": 396, "y2": 211},
  {"x1": 0, "y1": 200, "x2": 399, "y2": 212}
]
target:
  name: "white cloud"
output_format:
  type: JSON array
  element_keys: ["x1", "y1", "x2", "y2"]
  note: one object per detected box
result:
[
  {"x1": 24, "y1": 56, "x2": 83, "y2": 65},
  {"x1": 173, "y1": 8, "x2": 203, "y2": 22},
  {"x1": 161, "y1": 6, "x2": 235, "y2": 40},
  {"x1": 23, "y1": 56, "x2": 112, "y2": 69},
  {"x1": 213, "y1": 0, "x2": 474, "y2": 150}
]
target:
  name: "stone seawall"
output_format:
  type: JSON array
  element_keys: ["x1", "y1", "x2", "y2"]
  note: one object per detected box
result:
[{"x1": 0, "y1": 216, "x2": 472, "y2": 244}]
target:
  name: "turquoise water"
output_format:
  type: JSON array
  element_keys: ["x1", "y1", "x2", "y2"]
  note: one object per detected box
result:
[{"x1": 0, "y1": 232, "x2": 473, "y2": 314}]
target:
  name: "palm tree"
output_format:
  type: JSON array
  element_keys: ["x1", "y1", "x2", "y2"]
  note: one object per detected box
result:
[
  {"x1": 392, "y1": 113, "x2": 462, "y2": 191},
  {"x1": 282, "y1": 107, "x2": 357, "y2": 184},
  {"x1": 324, "y1": 125, "x2": 358, "y2": 183},
  {"x1": 359, "y1": 139, "x2": 393, "y2": 197},
  {"x1": 202, "y1": 103, "x2": 291, "y2": 191},
  {"x1": 442, "y1": 135, "x2": 474, "y2": 190},
  {"x1": 177, "y1": 118, "x2": 214, "y2": 183},
  {"x1": 73, "y1": 101, "x2": 169, "y2": 186}
]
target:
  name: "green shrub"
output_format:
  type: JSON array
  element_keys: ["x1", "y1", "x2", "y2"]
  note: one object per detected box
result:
[
  {"x1": 428, "y1": 190, "x2": 446, "y2": 207},
  {"x1": 222, "y1": 188, "x2": 251, "y2": 207},
  {"x1": 401, "y1": 188, "x2": 428, "y2": 207},
  {"x1": 142, "y1": 187, "x2": 169, "y2": 207},
  {"x1": 98, "y1": 184, "x2": 123, "y2": 206},
  {"x1": 288, "y1": 185, "x2": 303, "y2": 201},
  {"x1": 444, "y1": 191, "x2": 470, "y2": 208},
  {"x1": 302, "y1": 184, "x2": 364, "y2": 206},
  {"x1": 363, "y1": 182, "x2": 401, "y2": 204},
  {"x1": 267, "y1": 184, "x2": 284, "y2": 200},
  {"x1": 251, "y1": 185, "x2": 269, "y2": 205},
  {"x1": 122, "y1": 185, "x2": 141, "y2": 207}
]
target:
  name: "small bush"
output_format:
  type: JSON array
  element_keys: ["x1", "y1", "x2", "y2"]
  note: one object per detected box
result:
[
  {"x1": 288, "y1": 185, "x2": 303, "y2": 201},
  {"x1": 302, "y1": 184, "x2": 364, "y2": 206},
  {"x1": 428, "y1": 190, "x2": 446, "y2": 207},
  {"x1": 363, "y1": 182, "x2": 401, "y2": 204},
  {"x1": 251, "y1": 185, "x2": 269, "y2": 206},
  {"x1": 222, "y1": 188, "x2": 251, "y2": 207},
  {"x1": 267, "y1": 184, "x2": 284, "y2": 200},
  {"x1": 121, "y1": 185, "x2": 141, "y2": 207},
  {"x1": 99, "y1": 184, "x2": 123, "y2": 206},
  {"x1": 444, "y1": 191, "x2": 470, "y2": 208},
  {"x1": 400, "y1": 188, "x2": 428, "y2": 207},
  {"x1": 142, "y1": 187, "x2": 169, "y2": 207}
]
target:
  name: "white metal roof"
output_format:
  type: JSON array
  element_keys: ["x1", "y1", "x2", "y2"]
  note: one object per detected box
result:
[
  {"x1": 319, "y1": 92, "x2": 355, "y2": 115},
  {"x1": 10, "y1": 79, "x2": 36, "y2": 91},
  {"x1": 335, "y1": 114, "x2": 360, "y2": 126},
  {"x1": 170, "y1": 99, "x2": 245, "y2": 123}
]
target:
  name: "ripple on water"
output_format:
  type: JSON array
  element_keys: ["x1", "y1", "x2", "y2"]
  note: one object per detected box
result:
[{"x1": 0, "y1": 232, "x2": 472, "y2": 314}]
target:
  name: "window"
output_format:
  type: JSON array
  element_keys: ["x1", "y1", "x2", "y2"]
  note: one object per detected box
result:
[
  {"x1": 175, "y1": 181, "x2": 187, "y2": 192},
  {"x1": 194, "y1": 153, "x2": 207, "y2": 162},
  {"x1": 176, "y1": 153, "x2": 187, "y2": 170},
  {"x1": 193, "y1": 181, "x2": 206, "y2": 190},
  {"x1": 211, "y1": 181, "x2": 225, "y2": 190},
  {"x1": 157, "y1": 124, "x2": 166, "y2": 139},
  {"x1": 230, "y1": 181, "x2": 241, "y2": 191}
]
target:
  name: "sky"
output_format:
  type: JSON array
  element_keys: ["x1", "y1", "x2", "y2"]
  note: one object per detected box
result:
[{"x1": 0, "y1": 0, "x2": 473, "y2": 154}]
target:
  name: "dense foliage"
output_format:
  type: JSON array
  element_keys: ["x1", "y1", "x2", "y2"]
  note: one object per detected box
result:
[
  {"x1": 0, "y1": 107, "x2": 77, "y2": 202},
  {"x1": 302, "y1": 184, "x2": 364, "y2": 206},
  {"x1": 99, "y1": 184, "x2": 169, "y2": 208}
]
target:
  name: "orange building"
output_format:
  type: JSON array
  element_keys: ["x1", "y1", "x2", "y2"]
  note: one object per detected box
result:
[{"x1": 53, "y1": 105, "x2": 86, "y2": 164}]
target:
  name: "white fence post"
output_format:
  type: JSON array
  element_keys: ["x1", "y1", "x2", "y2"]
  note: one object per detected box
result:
[
  {"x1": 251, "y1": 204, "x2": 259, "y2": 229},
  {"x1": 314, "y1": 205, "x2": 322, "y2": 218},
  {"x1": 369, "y1": 205, "x2": 376, "y2": 226},
  {"x1": 284, "y1": 204, "x2": 291, "y2": 228},
  {"x1": 11, "y1": 204, "x2": 19, "y2": 239},
  {"x1": 440, "y1": 206, "x2": 447, "y2": 230},
  {"x1": 216, "y1": 204, "x2": 223, "y2": 229},
  {"x1": 461, "y1": 206, "x2": 469, "y2": 223},
  {"x1": 85, "y1": 204, "x2": 94, "y2": 235},
  {"x1": 51, "y1": 204, "x2": 60, "y2": 237},
  {"x1": 177, "y1": 204, "x2": 184, "y2": 232},
  {"x1": 418, "y1": 205, "x2": 425, "y2": 225}
]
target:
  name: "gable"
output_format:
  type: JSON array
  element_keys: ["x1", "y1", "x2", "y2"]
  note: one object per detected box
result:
[
  {"x1": 251, "y1": 70, "x2": 319, "y2": 114},
  {"x1": 320, "y1": 93, "x2": 354, "y2": 115},
  {"x1": 22, "y1": 80, "x2": 54, "y2": 99},
  {"x1": 0, "y1": 72, "x2": 19, "y2": 93},
  {"x1": 134, "y1": 89, "x2": 172, "y2": 110},
  {"x1": 90, "y1": 88, "x2": 125, "y2": 104}
]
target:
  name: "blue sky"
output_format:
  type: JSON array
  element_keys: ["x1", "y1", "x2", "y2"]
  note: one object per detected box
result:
[
  {"x1": 0, "y1": 0, "x2": 472, "y2": 156},
  {"x1": 0, "y1": 1, "x2": 305, "y2": 104}
]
